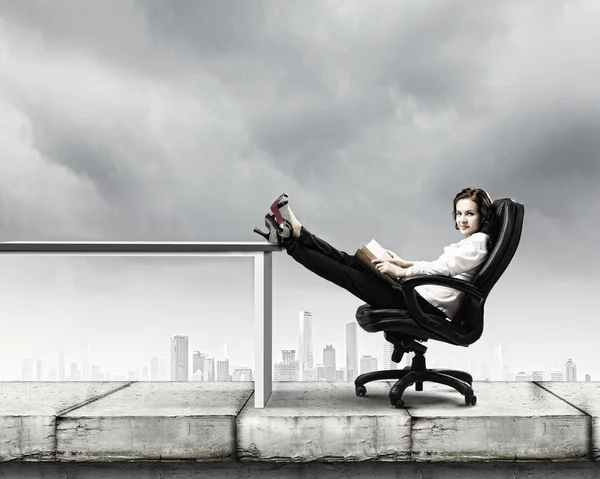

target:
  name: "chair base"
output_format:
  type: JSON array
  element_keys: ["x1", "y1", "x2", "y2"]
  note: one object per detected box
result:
[{"x1": 354, "y1": 354, "x2": 477, "y2": 407}]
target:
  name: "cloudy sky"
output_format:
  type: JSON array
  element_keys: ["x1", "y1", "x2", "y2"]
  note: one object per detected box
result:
[{"x1": 1, "y1": 0, "x2": 599, "y2": 381}]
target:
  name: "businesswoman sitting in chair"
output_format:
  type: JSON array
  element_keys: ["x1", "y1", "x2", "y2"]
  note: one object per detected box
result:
[{"x1": 253, "y1": 187, "x2": 494, "y2": 321}]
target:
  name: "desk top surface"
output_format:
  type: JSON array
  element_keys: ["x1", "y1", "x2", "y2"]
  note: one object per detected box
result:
[{"x1": 0, "y1": 241, "x2": 284, "y2": 253}]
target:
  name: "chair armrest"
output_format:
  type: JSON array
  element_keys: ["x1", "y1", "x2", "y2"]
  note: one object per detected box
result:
[{"x1": 391, "y1": 275, "x2": 483, "y2": 341}]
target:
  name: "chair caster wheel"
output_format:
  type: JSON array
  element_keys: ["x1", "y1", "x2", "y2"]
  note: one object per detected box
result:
[
  {"x1": 355, "y1": 385, "x2": 367, "y2": 397},
  {"x1": 465, "y1": 391, "x2": 477, "y2": 406},
  {"x1": 394, "y1": 398, "x2": 405, "y2": 409}
]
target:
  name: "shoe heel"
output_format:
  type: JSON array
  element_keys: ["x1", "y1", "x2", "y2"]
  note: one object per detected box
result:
[
  {"x1": 255, "y1": 216, "x2": 284, "y2": 244},
  {"x1": 253, "y1": 227, "x2": 269, "y2": 241}
]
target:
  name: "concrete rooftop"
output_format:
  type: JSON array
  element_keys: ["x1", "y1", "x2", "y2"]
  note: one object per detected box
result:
[{"x1": 1, "y1": 380, "x2": 599, "y2": 476}]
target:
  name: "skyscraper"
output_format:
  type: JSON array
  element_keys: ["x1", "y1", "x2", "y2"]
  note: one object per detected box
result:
[
  {"x1": 217, "y1": 359, "x2": 230, "y2": 382},
  {"x1": 297, "y1": 311, "x2": 314, "y2": 375},
  {"x1": 150, "y1": 357, "x2": 160, "y2": 381},
  {"x1": 323, "y1": 345, "x2": 336, "y2": 381},
  {"x1": 192, "y1": 351, "x2": 207, "y2": 377},
  {"x1": 21, "y1": 359, "x2": 35, "y2": 381},
  {"x1": 58, "y1": 350, "x2": 65, "y2": 382},
  {"x1": 170, "y1": 335, "x2": 189, "y2": 381},
  {"x1": 383, "y1": 340, "x2": 398, "y2": 370},
  {"x1": 83, "y1": 343, "x2": 92, "y2": 381},
  {"x1": 345, "y1": 322, "x2": 358, "y2": 382},
  {"x1": 205, "y1": 357, "x2": 215, "y2": 382},
  {"x1": 360, "y1": 355, "x2": 377, "y2": 375},
  {"x1": 273, "y1": 350, "x2": 300, "y2": 381},
  {"x1": 36, "y1": 358, "x2": 43, "y2": 381},
  {"x1": 565, "y1": 358, "x2": 577, "y2": 382},
  {"x1": 404, "y1": 351, "x2": 413, "y2": 369},
  {"x1": 493, "y1": 343, "x2": 503, "y2": 381}
]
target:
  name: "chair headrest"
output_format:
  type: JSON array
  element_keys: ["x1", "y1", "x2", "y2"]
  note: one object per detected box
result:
[{"x1": 474, "y1": 198, "x2": 524, "y2": 296}]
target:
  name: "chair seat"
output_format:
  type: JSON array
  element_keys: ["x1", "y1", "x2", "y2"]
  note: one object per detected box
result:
[{"x1": 355, "y1": 304, "x2": 461, "y2": 344}]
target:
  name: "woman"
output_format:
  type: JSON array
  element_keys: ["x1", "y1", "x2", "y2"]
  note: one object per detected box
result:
[{"x1": 253, "y1": 187, "x2": 494, "y2": 319}]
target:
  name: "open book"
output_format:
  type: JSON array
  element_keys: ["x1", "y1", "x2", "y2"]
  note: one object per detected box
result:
[{"x1": 354, "y1": 239, "x2": 398, "y2": 286}]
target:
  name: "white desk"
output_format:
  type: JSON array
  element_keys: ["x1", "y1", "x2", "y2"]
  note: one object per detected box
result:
[{"x1": 0, "y1": 241, "x2": 283, "y2": 408}]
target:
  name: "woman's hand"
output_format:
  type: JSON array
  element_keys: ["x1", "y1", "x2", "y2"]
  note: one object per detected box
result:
[
  {"x1": 371, "y1": 258, "x2": 407, "y2": 279},
  {"x1": 384, "y1": 249, "x2": 409, "y2": 268}
]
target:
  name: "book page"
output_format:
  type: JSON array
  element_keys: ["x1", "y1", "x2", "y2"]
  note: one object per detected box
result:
[{"x1": 365, "y1": 239, "x2": 391, "y2": 260}]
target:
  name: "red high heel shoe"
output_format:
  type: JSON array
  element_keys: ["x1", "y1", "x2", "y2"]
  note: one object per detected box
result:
[{"x1": 269, "y1": 192, "x2": 291, "y2": 226}]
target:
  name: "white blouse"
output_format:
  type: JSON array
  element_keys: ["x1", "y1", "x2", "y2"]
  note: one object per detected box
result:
[{"x1": 405, "y1": 232, "x2": 489, "y2": 319}]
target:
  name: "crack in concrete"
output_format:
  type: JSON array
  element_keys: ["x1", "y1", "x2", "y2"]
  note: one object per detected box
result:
[{"x1": 533, "y1": 381, "x2": 595, "y2": 460}]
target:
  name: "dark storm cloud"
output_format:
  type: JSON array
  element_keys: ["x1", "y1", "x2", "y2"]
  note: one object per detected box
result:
[{"x1": 1, "y1": 0, "x2": 599, "y2": 265}]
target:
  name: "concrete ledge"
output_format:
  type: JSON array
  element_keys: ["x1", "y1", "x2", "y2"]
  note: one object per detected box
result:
[
  {"x1": 404, "y1": 382, "x2": 588, "y2": 462},
  {"x1": 1, "y1": 381, "x2": 598, "y2": 464},
  {"x1": 56, "y1": 382, "x2": 254, "y2": 462},
  {"x1": 535, "y1": 382, "x2": 600, "y2": 460},
  {"x1": 237, "y1": 382, "x2": 411, "y2": 462},
  {"x1": 0, "y1": 382, "x2": 130, "y2": 462}
]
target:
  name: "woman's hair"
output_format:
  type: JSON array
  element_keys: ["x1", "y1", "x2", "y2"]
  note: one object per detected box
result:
[{"x1": 452, "y1": 187, "x2": 495, "y2": 248}]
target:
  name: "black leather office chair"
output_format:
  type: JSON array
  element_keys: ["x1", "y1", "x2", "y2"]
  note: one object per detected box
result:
[{"x1": 354, "y1": 198, "x2": 524, "y2": 408}]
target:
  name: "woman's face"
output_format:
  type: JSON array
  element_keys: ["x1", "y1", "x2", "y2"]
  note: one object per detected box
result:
[{"x1": 455, "y1": 198, "x2": 481, "y2": 237}]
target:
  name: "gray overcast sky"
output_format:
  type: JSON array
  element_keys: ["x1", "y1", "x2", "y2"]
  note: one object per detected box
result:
[{"x1": 1, "y1": 0, "x2": 599, "y2": 380}]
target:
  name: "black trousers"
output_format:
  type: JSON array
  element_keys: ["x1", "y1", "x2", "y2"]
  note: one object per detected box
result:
[{"x1": 285, "y1": 226, "x2": 444, "y2": 316}]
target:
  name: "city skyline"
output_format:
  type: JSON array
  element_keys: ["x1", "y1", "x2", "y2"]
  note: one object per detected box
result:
[
  {"x1": 1, "y1": 2, "x2": 600, "y2": 383},
  {"x1": 13, "y1": 312, "x2": 592, "y2": 383}
]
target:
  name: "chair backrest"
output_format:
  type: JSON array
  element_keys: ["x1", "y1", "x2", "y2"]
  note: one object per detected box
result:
[{"x1": 451, "y1": 198, "x2": 525, "y2": 344}]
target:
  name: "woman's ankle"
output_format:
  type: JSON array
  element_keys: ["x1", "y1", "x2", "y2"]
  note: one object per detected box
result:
[{"x1": 293, "y1": 223, "x2": 302, "y2": 238}]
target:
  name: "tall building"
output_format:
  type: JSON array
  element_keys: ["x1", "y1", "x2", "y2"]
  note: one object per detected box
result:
[
  {"x1": 192, "y1": 351, "x2": 207, "y2": 378},
  {"x1": 550, "y1": 370, "x2": 564, "y2": 382},
  {"x1": 360, "y1": 355, "x2": 377, "y2": 375},
  {"x1": 585, "y1": 374, "x2": 591, "y2": 382},
  {"x1": 493, "y1": 343, "x2": 503, "y2": 381},
  {"x1": 565, "y1": 358, "x2": 577, "y2": 382},
  {"x1": 345, "y1": 322, "x2": 358, "y2": 382},
  {"x1": 404, "y1": 351, "x2": 413, "y2": 369},
  {"x1": 150, "y1": 357, "x2": 160, "y2": 381},
  {"x1": 383, "y1": 340, "x2": 398, "y2": 370},
  {"x1": 232, "y1": 368, "x2": 253, "y2": 381},
  {"x1": 323, "y1": 345, "x2": 336, "y2": 381},
  {"x1": 90, "y1": 365, "x2": 104, "y2": 381},
  {"x1": 205, "y1": 357, "x2": 215, "y2": 382},
  {"x1": 58, "y1": 350, "x2": 66, "y2": 381},
  {"x1": 480, "y1": 362, "x2": 491, "y2": 381},
  {"x1": 36, "y1": 358, "x2": 43, "y2": 381},
  {"x1": 170, "y1": 335, "x2": 189, "y2": 381},
  {"x1": 220, "y1": 344, "x2": 229, "y2": 361},
  {"x1": 297, "y1": 311, "x2": 314, "y2": 373},
  {"x1": 68, "y1": 362, "x2": 81, "y2": 381},
  {"x1": 83, "y1": 343, "x2": 92, "y2": 381},
  {"x1": 273, "y1": 350, "x2": 300, "y2": 381},
  {"x1": 217, "y1": 359, "x2": 230, "y2": 382},
  {"x1": 21, "y1": 359, "x2": 35, "y2": 381}
]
